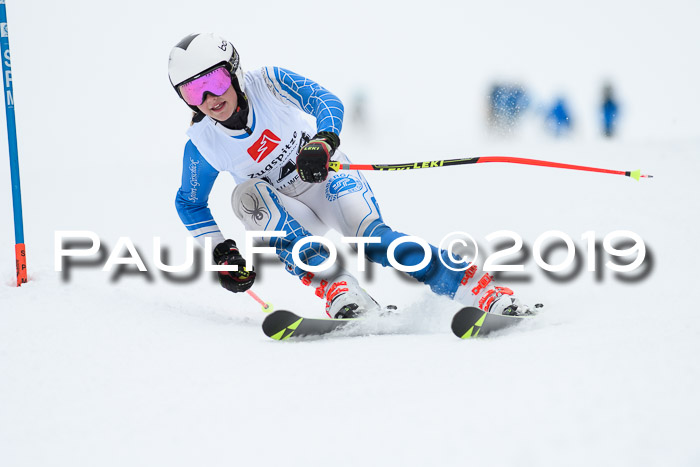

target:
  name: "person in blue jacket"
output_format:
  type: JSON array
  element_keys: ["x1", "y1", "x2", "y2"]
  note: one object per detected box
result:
[
  {"x1": 601, "y1": 84, "x2": 619, "y2": 137},
  {"x1": 545, "y1": 97, "x2": 572, "y2": 137}
]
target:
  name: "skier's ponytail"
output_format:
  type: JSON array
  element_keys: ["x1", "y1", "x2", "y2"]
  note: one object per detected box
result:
[{"x1": 191, "y1": 111, "x2": 205, "y2": 126}]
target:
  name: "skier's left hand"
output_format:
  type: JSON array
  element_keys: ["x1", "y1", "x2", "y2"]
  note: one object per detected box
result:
[
  {"x1": 213, "y1": 239, "x2": 256, "y2": 293},
  {"x1": 296, "y1": 131, "x2": 340, "y2": 183}
]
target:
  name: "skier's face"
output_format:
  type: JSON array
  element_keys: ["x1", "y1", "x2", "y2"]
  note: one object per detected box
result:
[{"x1": 196, "y1": 84, "x2": 238, "y2": 122}]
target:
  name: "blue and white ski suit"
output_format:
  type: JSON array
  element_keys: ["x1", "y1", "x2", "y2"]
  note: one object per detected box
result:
[{"x1": 175, "y1": 67, "x2": 464, "y2": 298}]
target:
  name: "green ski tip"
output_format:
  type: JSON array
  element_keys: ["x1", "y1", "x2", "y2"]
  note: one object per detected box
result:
[
  {"x1": 270, "y1": 329, "x2": 286, "y2": 340},
  {"x1": 460, "y1": 311, "x2": 487, "y2": 339},
  {"x1": 630, "y1": 169, "x2": 641, "y2": 181},
  {"x1": 461, "y1": 326, "x2": 474, "y2": 339}
]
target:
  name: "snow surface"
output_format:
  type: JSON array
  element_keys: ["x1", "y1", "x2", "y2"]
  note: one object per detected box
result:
[{"x1": 2, "y1": 1, "x2": 700, "y2": 466}]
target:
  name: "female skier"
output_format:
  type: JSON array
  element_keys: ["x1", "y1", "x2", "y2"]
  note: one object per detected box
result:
[{"x1": 169, "y1": 33, "x2": 536, "y2": 318}]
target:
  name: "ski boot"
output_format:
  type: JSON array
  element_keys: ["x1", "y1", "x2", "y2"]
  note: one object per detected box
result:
[
  {"x1": 325, "y1": 274, "x2": 381, "y2": 319},
  {"x1": 454, "y1": 267, "x2": 542, "y2": 316}
]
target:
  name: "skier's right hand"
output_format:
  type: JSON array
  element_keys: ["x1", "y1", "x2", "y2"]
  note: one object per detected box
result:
[{"x1": 213, "y1": 239, "x2": 256, "y2": 293}]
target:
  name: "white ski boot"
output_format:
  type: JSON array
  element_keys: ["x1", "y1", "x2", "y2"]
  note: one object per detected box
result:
[
  {"x1": 325, "y1": 273, "x2": 381, "y2": 319},
  {"x1": 454, "y1": 266, "x2": 542, "y2": 316}
]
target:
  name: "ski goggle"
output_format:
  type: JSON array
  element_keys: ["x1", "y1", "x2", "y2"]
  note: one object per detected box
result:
[{"x1": 178, "y1": 67, "x2": 232, "y2": 106}]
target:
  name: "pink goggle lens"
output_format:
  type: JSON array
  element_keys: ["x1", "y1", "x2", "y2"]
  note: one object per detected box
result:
[{"x1": 179, "y1": 67, "x2": 232, "y2": 106}]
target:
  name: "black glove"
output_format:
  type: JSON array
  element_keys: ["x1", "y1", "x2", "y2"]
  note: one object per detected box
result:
[
  {"x1": 296, "y1": 131, "x2": 340, "y2": 183},
  {"x1": 212, "y1": 239, "x2": 256, "y2": 293}
]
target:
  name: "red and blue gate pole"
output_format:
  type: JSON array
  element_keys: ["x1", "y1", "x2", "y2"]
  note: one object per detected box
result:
[{"x1": 1, "y1": 1, "x2": 27, "y2": 286}]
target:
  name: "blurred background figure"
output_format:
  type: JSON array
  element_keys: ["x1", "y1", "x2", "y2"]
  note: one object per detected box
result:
[
  {"x1": 349, "y1": 88, "x2": 369, "y2": 128},
  {"x1": 487, "y1": 83, "x2": 530, "y2": 135},
  {"x1": 545, "y1": 96, "x2": 573, "y2": 137},
  {"x1": 601, "y1": 83, "x2": 619, "y2": 138}
]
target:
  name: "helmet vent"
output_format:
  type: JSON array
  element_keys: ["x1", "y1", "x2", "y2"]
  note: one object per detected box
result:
[{"x1": 174, "y1": 33, "x2": 198, "y2": 50}]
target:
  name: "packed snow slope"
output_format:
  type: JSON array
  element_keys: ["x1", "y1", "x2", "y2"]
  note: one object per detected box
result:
[{"x1": 1, "y1": 1, "x2": 699, "y2": 466}]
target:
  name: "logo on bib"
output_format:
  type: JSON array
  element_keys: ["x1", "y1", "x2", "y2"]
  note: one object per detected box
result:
[
  {"x1": 325, "y1": 174, "x2": 364, "y2": 201},
  {"x1": 247, "y1": 130, "x2": 281, "y2": 162}
]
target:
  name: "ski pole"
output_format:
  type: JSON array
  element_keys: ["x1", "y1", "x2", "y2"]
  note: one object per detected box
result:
[
  {"x1": 247, "y1": 289, "x2": 273, "y2": 312},
  {"x1": 1, "y1": 2, "x2": 27, "y2": 286},
  {"x1": 329, "y1": 156, "x2": 653, "y2": 181}
]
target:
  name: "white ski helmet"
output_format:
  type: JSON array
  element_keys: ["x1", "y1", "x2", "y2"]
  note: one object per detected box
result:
[{"x1": 168, "y1": 33, "x2": 244, "y2": 108}]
